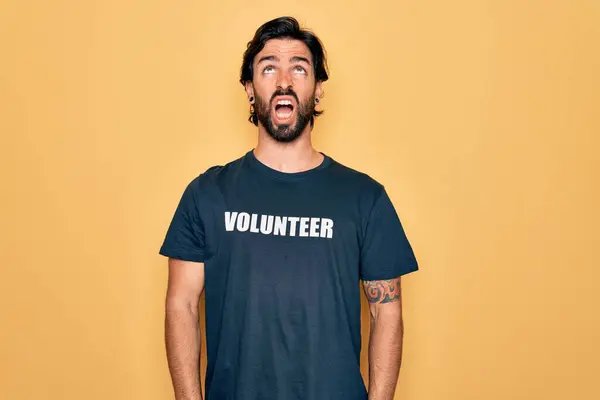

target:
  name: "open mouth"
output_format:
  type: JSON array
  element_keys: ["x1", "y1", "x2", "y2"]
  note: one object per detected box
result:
[{"x1": 273, "y1": 98, "x2": 295, "y2": 121}]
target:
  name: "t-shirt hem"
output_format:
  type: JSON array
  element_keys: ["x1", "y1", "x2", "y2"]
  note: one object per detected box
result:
[
  {"x1": 159, "y1": 246, "x2": 206, "y2": 263},
  {"x1": 360, "y1": 264, "x2": 419, "y2": 281}
]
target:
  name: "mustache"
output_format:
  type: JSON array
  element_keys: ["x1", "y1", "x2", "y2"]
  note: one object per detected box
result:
[{"x1": 270, "y1": 88, "x2": 299, "y2": 104}]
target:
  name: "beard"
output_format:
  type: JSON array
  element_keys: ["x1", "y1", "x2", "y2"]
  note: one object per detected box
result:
[{"x1": 254, "y1": 88, "x2": 315, "y2": 143}]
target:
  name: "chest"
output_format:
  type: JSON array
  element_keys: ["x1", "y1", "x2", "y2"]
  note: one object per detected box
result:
[{"x1": 202, "y1": 178, "x2": 364, "y2": 280}]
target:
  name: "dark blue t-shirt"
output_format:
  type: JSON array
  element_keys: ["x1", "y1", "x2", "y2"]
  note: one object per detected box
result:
[{"x1": 159, "y1": 150, "x2": 418, "y2": 400}]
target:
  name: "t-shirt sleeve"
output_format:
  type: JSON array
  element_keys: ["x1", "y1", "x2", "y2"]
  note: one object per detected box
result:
[
  {"x1": 359, "y1": 187, "x2": 419, "y2": 281},
  {"x1": 159, "y1": 177, "x2": 207, "y2": 262}
]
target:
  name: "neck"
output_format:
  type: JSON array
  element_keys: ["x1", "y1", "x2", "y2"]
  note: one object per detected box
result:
[{"x1": 254, "y1": 123, "x2": 324, "y2": 173}]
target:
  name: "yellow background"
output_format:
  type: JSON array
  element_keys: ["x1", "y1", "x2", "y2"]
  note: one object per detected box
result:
[{"x1": 1, "y1": 1, "x2": 598, "y2": 399}]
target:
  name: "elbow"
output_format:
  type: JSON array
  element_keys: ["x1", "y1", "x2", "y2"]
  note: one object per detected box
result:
[
  {"x1": 165, "y1": 294, "x2": 198, "y2": 318},
  {"x1": 369, "y1": 304, "x2": 404, "y2": 329}
]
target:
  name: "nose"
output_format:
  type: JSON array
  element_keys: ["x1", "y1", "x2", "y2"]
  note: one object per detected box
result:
[{"x1": 276, "y1": 70, "x2": 292, "y2": 90}]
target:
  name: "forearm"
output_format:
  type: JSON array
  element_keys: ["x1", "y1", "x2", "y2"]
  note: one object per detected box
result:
[
  {"x1": 367, "y1": 313, "x2": 404, "y2": 400},
  {"x1": 165, "y1": 301, "x2": 202, "y2": 400}
]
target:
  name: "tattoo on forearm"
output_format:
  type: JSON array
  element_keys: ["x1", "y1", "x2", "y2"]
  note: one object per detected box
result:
[{"x1": 363, "y1": 278, "x2": 401, "y2": 304}]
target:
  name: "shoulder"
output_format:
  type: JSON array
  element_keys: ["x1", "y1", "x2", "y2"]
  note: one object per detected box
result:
[
  {"x1": 182, "y1": 153, "x2": 247, "y2": 201},
  {"x1": 327, "y1": 155, "x2": 385, "y2": 199},
  {"x1": 188, "y1": 153, "x2": 245, "y2": 185}
]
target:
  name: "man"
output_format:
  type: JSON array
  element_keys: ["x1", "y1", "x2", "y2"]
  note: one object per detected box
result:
[{"x1": 159, "y1": 16, "x2": 419, "y2": 400}]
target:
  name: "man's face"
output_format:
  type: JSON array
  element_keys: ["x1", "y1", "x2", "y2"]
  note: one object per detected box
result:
[{"x1": 247, "y1": 39, "x2": 322, "y2": 142}]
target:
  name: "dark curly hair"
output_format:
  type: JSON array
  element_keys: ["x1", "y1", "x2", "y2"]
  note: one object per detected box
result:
[{"x1": 240, "y1": 16, "x2": 329, "y2": 126}]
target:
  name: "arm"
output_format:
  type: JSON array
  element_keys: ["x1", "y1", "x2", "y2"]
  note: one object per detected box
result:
[
  {"x1": 165, "y1": 258, "x2": 205, "y2": 400},
  {"x1": 362, "y1": 277, "x2": 404, "y2": 400}
]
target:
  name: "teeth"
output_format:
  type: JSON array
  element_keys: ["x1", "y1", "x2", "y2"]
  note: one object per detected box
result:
[{"x1": 277, "y1": 99, "x2": 292, "y2": 106}]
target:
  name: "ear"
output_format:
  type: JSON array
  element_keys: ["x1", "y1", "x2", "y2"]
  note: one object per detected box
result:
[
  {"x1": 245, "y1": 82, "x2": 255, "y2": 102},
  {"x1": 315, "y1": 81, "x2": 323, "y2": 100}
]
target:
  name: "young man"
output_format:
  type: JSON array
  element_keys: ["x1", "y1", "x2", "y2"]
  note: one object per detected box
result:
[{"x1": 160, "y1": 16, "x2": 419, "y2": 400}]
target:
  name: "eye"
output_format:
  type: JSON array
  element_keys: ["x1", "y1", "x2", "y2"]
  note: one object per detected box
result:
[
  {"x1": 293, "y1": 66, "x2": 307, "y2": 74},
  {"x1": 263, "y1": 65, "x2": 275, "y2": 74}
]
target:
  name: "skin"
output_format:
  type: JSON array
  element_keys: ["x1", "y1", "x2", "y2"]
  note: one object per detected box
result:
[
  {"x1": 164, "y1": 38, "x2": 405, "y2": 400},
  {"x1": 245, "y1": 38, "x2": 324, "y2": 174},
  {"x1": 363, "y1": 277, "x2": 405, "y2": 400},
  {"x1": 165, "y1": 258, "x2": 205, "y2": 400}
]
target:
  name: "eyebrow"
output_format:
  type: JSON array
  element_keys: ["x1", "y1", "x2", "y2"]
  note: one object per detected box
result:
[
  {"x1": 290, "y1": 56, "x2": 311, "y2": 65},
  {"x1": 257, "y1": 55, "x2": 277, "y2": 64},
  {"x1": 256, "y1": 55, "x2": 312, "y2": 66}
]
